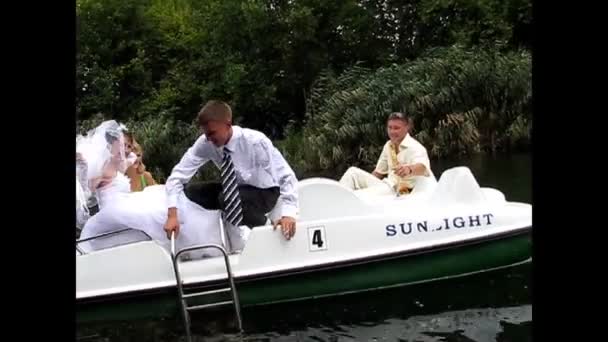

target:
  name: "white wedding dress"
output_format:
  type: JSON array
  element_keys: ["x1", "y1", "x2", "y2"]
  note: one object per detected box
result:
[
  {"x1": 79, "y1": 172, "x2": 227, "y2": 257},
  {"x1": 77, "y1": 120, "x2": 248, "y2": 258}
]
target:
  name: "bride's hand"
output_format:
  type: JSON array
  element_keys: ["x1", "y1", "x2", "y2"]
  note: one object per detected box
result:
[{"x1": 164, "y1": 216, "x2": 180, "y2": 239}]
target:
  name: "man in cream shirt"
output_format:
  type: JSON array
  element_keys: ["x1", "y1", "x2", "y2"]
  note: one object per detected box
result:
[{"x1": 339, "y1": 112, "x2": 434, "y2": 194}]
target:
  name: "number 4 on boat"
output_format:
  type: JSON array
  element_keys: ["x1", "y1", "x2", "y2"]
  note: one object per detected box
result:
[{"x1": 308, "y1": 226, "x2": 327, "y2": 252}]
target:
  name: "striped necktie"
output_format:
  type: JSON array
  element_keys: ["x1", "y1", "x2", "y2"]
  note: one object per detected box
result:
[{"x1": 221, "y1": 147, "x2": 243, "y2": 227}]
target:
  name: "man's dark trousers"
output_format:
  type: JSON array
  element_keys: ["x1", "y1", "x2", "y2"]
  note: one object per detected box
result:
[{"x1": 184, "y1": 181, "x2": 280, "y2": 228}]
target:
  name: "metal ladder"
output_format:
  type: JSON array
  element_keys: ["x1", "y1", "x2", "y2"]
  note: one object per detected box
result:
[{"x1": 170, "y1": 232, "x2": 243, "y2": 342}]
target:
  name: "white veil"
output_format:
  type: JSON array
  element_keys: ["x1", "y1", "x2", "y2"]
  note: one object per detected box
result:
[
  {"x1": 76, "y1": 120, "x2": 127, "y2": 183},
  {"x1": 75, "y1": 120, "x2": 128, "y2": 225},
  {"x1": 76, "y1": 147, "x2": 91, "y2": 229},
  {"x1": 76, "y1": 177, "x2": 89, "y2": 229}
]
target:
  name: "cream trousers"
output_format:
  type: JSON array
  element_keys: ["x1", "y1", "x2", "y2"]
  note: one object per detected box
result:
[{"x1": 339, "y1": 166, "x2": 388, "y2": 190}]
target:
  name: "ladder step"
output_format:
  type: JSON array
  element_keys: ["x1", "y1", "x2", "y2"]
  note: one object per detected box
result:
[
  {"x1": 170, "y1": 239, "x2": 243, "y2": 340},
  {"x1": 186, "y1": 300, "x2": 234, "y2": 311},
  {"x1": 183, "y1": 287, "x2": 231, "y2": 298}
]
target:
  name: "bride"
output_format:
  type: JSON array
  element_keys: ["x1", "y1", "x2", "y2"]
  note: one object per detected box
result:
[{"x1": 76, "y1": 120, "x2": 231, "y2": 257}]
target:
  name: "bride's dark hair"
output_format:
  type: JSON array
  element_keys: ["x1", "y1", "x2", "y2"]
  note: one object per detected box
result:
[{"x1": 104, "y1": 123, "x2": 123, "y2": 144}]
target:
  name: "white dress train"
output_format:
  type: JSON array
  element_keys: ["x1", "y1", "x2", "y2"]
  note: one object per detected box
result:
[{"x1": 79, "y1": 173, "x2": 226, "y2": 257}]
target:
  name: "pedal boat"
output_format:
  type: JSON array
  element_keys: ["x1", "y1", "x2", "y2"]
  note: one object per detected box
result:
[{"x1": 76, "y1": 166, "x2": 532, "y2": 323}]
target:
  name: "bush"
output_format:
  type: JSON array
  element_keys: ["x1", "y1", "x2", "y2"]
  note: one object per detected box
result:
[{"x1": 297, "y1": 44, "x2": 531, "y2": 175}]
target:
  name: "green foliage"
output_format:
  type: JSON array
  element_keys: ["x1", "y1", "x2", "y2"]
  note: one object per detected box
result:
[
  {"x1": 298, "y1": 44, "x2": 531, "y2": 174},
  {"x1": 77, "y1": 0, "x2": 531, "y2": 134},
  {"x1": 76, "y1": 0, "x2": 532, "y2": 178}
]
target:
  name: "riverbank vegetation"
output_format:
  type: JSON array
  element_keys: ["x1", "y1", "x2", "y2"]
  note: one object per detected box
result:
[{"x1": 77, "y1": 0, "x2": 532, "y2": 180}]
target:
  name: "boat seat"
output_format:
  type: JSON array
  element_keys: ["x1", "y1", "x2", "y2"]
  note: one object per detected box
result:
[
  {"x1": 429, "y1": 166, "x2": 493, "y2": 207},
  {"x1": 296, "y1": 178, "x2": 375, "y2": 221},
  {"x1": 409, "y1": 174, "x2": 438, "y2": 195}
]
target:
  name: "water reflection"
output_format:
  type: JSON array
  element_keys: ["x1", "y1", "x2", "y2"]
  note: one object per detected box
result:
[
  {"x1": 241, "y1": 305, "x2": 531, "y2": 342},
  {"x1": 78, "y1": 263, "x2": 531, "y2": 342}
]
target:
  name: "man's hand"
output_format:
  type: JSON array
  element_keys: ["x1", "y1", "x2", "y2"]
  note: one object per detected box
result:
[
  {"x1": 273, "y1": 216, "x2": 296, "y2": 240},
  {"x1": 164, "y1": 216, "x2": 180, "y2": 239},
  {"x1": 164, "y1": 208, "x2": 180, "y2": 239},
  {"x1": 372, "y1": 170, "x2": 386, "y2": 179},
  {"x1": 394, "y1": 164, "x2": 414, "y2": 177}
]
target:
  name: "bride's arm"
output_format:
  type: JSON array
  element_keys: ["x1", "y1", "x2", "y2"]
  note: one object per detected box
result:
[{"x1": 88, "y1": 160, "x2": 118, "y2": 191}]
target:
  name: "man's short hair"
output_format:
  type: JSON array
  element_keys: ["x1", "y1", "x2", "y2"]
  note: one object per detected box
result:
[
  {"x1": 387, "y1": 112, "x2": 414, "y2": 132},
  {"x1": 387, "y1": 112, "x2": 412, "y2": 125},
  {"x1": 197, "y1": 100, "x2": 232, "y2": 126}
]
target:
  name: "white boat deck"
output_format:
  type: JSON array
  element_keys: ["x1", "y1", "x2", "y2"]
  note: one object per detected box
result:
[{"x1": 77, "y1": 167, "x2": 532, "y2": 300}]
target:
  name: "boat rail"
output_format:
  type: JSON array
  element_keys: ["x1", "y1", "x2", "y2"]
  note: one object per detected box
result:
[{"x1": 75, "y1": 228, "x2": 153, "y2": 256}]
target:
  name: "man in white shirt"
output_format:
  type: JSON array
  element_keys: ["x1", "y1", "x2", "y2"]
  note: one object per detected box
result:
[
  {"x1": 163, "y1": 100, "x2": 299, "y2": 243},
  {"x1": 339, "y1": 112, "x2": 434, "y2": 194}
]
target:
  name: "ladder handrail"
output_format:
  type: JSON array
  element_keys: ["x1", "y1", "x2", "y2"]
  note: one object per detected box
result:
[{"x1": 170, "y1": 232, "x2": 243, "y2": 341}]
